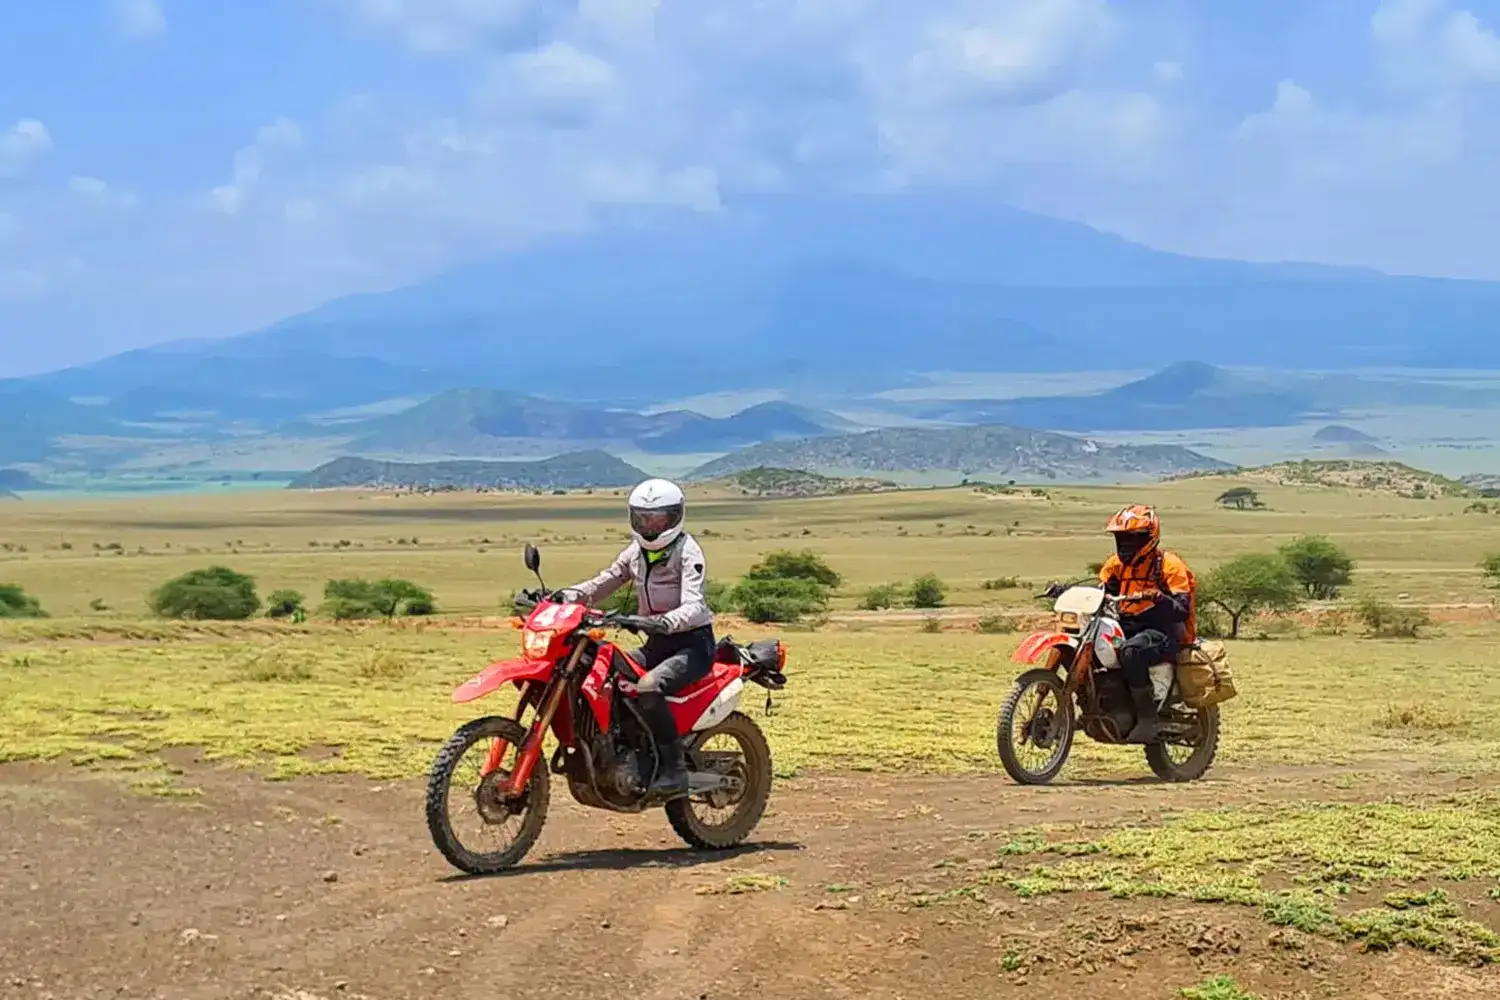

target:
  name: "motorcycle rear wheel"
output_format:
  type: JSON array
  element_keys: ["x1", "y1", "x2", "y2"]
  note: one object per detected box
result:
[
  {"x1": 667, "y1": 712, "x2": 772, "y2": 850},
  {"x1": 426, "y1": 716, "x2": 551, "y2": 874},
  {"x1": 996, "y1": 668, "x2": 1075, "y2": 785},
  {"x1": 1144, "y1": 704, "x2": 1220, "y2": 782}
]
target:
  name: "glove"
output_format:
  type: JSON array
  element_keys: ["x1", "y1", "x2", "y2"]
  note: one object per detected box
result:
[
  {"x1": 635, "y1": 616, "x2": 669, "y2": 636},
  {"x1": 547, "y1": 589, "x2": 579, "y2": 603}
]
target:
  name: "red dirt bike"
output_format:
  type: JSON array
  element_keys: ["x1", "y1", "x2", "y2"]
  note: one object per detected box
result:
[
  {"x1": 996, "y1": 580, "x2": 1221, "y2": 785},
  {"x1": 425, "y1": 543, "x2": 788, "y2": 874}
]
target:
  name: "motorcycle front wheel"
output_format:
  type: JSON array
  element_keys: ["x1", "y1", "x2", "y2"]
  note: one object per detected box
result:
[
  {"x1": 996, "y1": 668, "x2": 1075, "y2": 785},
  {"x1": 426, "y1": 716, "x2": 551, "y2": 874}
]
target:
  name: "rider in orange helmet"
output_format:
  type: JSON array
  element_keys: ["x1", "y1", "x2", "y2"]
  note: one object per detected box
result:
[{"x1": 1098, "y1": 504, "x2": 1196, "y2": 742}]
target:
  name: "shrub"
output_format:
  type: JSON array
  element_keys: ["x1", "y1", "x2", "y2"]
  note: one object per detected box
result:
[
  {"x1": 322, "y1": 578, "x2": 434, "y2": 619},
  {"x1": 976, "y1": 612, "x2": 1016, "y2": 634},
  {"x1": 744, "y1": 549, "x2": 841, "y2": 588},
  {"x1": 1201, "y1": 553, "x2": 1302, "y2": 639},
  {"x1": 981, "y1": 576, "x2": 1022, "y2": 591},
  {"x1": 920, "y1": 614, "x2": 942, "y2": 633},
  {"x1": 359, "y1": 649, "x2": 408, "y2": 680},
  {"x1": 1375, "y1": 701, "x2": 1470, "y2": 733},
  {"x1": 149, "y1": 566, "x2": 259, "y2": 620},
  {"x1": 730, "y1": 577, "x2": 828, "y2": 624},
  {"x1": 859, "y1": 583, "x2": 904, "y2": 611},
  {"x1": 88, "y1": 597, "x2": 109, "y2": 612},
  {"x1": 265, "y1": 589, "x2": 306, "y2": 619},
  {"x1": 239, "y1": 648, "x2": 312, "y2": 683},
  {"x1": 1216, "y1": 486, "x2": 1265, "y2": 510},
  {"x1": 1355, "y1": 597, "x2": 1432, "y2": 638},
  {"x1": 909, "y1": 573, "x2": 947, "y2": 609},
  {"x1": 1312, "y1": 608, "x2": 1349, "y2": 636},
  {"x1": 0, "y1": 583, "x2": 46, "y2": 619},
  {"x1": 1278, "y1": 536, "x2": 1355, "y2": 600},
  {"x1": 1480, "y1": 553, "x2": 1500, "y2": 586}
]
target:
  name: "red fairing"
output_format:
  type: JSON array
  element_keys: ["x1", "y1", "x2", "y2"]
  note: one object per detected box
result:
[
  {"x1": 665, "y1": 662, "x2": 743, "y2": 735},
  {"x1": 525, "y1": 600, "x2": 587, "y2": 632},
  {"x1": 582, "y1": 642, "x2": 644, "y2": 731},
  {"x1": 1011, "y1": 631, "x2": 1075, "y2": 665},
  {"x1": 452, "y1": 658, "x2": 555, "y2": 704}
]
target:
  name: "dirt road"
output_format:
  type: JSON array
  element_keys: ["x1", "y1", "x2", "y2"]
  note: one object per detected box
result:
[{"x1": 2, "y1": 760, "x2": 1493, "y2": 1000}]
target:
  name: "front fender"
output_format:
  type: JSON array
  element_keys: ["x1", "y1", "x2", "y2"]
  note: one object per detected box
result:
[
  {"x1": 452, "y1": 657, "x2": 555, "y2": 704},
  {"x1": 1011, "y1": 631, "x2": 1077, "y2": 665}
]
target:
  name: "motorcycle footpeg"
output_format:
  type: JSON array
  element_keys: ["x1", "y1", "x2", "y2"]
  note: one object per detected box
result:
[{"x1": 686, "y1": 772, "x2": 729, "y2": 794}]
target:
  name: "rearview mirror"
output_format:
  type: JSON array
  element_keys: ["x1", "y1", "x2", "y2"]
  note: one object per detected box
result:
[{"x1": 523, "y1": 543, "x2": 541, "y2": 574}]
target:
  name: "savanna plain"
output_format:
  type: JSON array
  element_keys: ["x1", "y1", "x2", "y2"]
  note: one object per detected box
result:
[{"x1": 5, "y1": 477, "x2": 1500, "y2": 1000}]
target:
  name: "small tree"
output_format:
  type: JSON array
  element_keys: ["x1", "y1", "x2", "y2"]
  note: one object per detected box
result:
[
  {"x1": 910, "y1": 573, "x2": 947, "y2": 609},
  {"x1": 265, "y1": 589, "x2": 306, "y2": 619},
  {"x1": 1201, "y1": 554, "x2": 1301, "y2": 638},
  {"x1": 1216, "y1": 486, "x2": 1265, "y2": 510},
  {"x1": 730, "y1": 577, "x2": 828, "y2": 624},
  {"x1": 149, "y1": 566, "x2": 259, "y2": 620},
  {"x1": 1278, "y1": 535, "x2": 1355, "y2": 600},
  {"x1": 323, "y1": 578, "x2": 434, "y2": 620},
  {"x1": 744, "y1": 549, "x2": 841, "y2": 588},
  {"x1": 1480, "y1": 553, "x2": 1500, "y2": 586},
  {"x1": 860, "y1": 583, "x2": 903, "y2": 611},
  {"x1": 0, "y1": 583, "x2": 45, "y2": 619}
]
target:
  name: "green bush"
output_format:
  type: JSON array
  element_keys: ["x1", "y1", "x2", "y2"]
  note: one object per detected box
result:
[
  {"x1": 1355, "y1": 596, "x2": 1431, "y2": 638},
  {"x1": 859, "y1": 583, "x2": 904, "y2": 611},
  {"x1": 744, "y1": 549, "x2": 841, "y2": 588},
  {"x1": 265, "y1": 589, "x2": 306, "y2": 619},
  {"x1": 909, "y1": 573, "x2": 947, "y2": 609},
  {"x1": 149, "y1": 566, "x2": 259, "y2": 620},
  {"x1": 322, "y1": 578, "x2": 434, "y2": 620},
  {"x1": 0, "y1": 583, "x2": 46, "y2": 619},
  {"x1": 1278, "y1": 535, "x2": 1355, "y2": 600},
  {"x1": 981, "y1": 576, "x2": 1022, "y2": 591},
  {"x1": 1480, "y1": 553, "x2": 1500, "y2": 586},
  {"x1": 976, "y1": 612, "x2": 1016, "y2": 634},
  {"x1": 731, "y1": 577, "x2": 828, "y2": 624},
  {"x1": 920, "y1": 614, "x2": 943, "y2": 633}
]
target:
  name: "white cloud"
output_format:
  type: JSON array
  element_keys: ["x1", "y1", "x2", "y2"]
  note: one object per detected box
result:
[
  {"x1": 477, "y1": 41, "x2": 619, "y2": 124},
  {"x1": 69, "y1": 175, "x2": 139, "y2": 208},
  {"x1": 0, "y1": 119, "x2": 53, "y2": 178},
  {"x1": 1372, "y1": 0, "x2": 1500, "y2": 91},
  {"x1": 209, "y1": 118, "x2": 303, "y2": 214},
  {"x1": 113, "y1": 0, "x2": 166, "y2": 40},
  {"x1": 332, "y1": 0, "x2": 538, "y2": 53}
]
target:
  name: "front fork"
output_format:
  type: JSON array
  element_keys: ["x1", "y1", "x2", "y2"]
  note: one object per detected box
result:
[
  {"x1": 479, "y1": 681, "x2": 531, "y2": 777},
  {"x1": 502, "y1": 642, "x2": 587, "y2": 796}
]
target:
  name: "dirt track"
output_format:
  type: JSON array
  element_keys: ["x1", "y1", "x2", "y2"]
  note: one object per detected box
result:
[{"x1": 2, "y1": 760, "x2": 1495, "y2": 1000}]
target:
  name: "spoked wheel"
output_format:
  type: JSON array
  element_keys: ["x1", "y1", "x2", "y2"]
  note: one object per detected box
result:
[
  {"x1": 667, "y1": 712, "x2": 772, "y2": 850},
  {"x1": 1145, "y1": 704, "x2": 1220, "y2": 782},
  {"x1": 425, "y1": 717, "x2": 550, "y2": 874},
  {"x1": 996, "y1": 668, "x2": 1076, "y2": 785}
]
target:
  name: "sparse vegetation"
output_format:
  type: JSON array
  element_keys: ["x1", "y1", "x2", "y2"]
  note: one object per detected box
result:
[
  {"x1": 265, "y1": 589, "x2": 306, "y2": 619},
  {"x1": 321, "y1": 578, "x2": 435, "y2": 620},
  {"x1": 1215, "y1": 486, "x2": 1265, "y2": 510},
  {"x1": 1200, "y1": 553, "x2": 1301, "y2": 638},
  {"x1": 0, "y1": 583, "x2": 46, "y2": 619},
  {"x1": 909, "y1": 573, "x2": 947, "y2": 609},
  {"x1": 1355, "y1": 597, "x2": 1432, "y2": 638},
  {"x1": 859, "y1": 583, "x2": 903, "y2": 611},
  {"x1": 1481, "y1": 553, "x2": 1500, "y2": 586}
]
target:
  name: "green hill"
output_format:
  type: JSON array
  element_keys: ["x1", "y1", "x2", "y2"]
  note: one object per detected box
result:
[{"x1": 288, "y1": 451, "x2": 648, "y2": 491}]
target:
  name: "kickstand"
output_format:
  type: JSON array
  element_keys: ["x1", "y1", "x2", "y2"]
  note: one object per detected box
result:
[{"x1": 764, "y1": 689, "x2": 775, "y2": 716}]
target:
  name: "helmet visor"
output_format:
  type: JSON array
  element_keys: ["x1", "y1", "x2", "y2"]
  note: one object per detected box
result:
[
  {"x1": 1114, "y1": 530, "x2": 1153, "y2": 562},
  {"x1": 630, "y1": 504, "x2": 682, "y2": 542}
]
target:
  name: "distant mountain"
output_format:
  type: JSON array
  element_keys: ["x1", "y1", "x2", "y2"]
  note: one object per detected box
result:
[
  {"x1": 892, "y1": 363, "x2": 1500, "y2": 433},
  {"x1": 1186, "y1": 460, "x2": 1471, "y2": 499},
  {"x1": 18, "y1": 191, "x2": 1500, "y2": 430},
  {"x1": 342, "y1": 390, "x2": 852, "y2": 456},
  {"x1": 689, "y1": 425, "x2": 1229, "y2": 483},
  {"x1": 0, "y1": 468, "x2": 56, "y2": 491},
  {"x1": 1312, "y1": 425, "x2": 1380, "y2": 445},
  {"x1": 708, "y1": 467, "x2": 898, "y2": 498},
  {"x1": 288, "y1": 450, "x2": 647, "y2": 491},
  {"x1": 0, "y1": 388, "x2": 132, "y2": 463}
]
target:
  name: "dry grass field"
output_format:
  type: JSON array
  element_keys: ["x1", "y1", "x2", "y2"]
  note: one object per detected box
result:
[{"x1": 4, "y1": 475, "x2": 1500, "y2": 999}]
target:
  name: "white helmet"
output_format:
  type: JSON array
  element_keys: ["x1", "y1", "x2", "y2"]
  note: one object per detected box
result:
[{"x1": 628, "y1": 478, "x2": 686, "y2": 551}]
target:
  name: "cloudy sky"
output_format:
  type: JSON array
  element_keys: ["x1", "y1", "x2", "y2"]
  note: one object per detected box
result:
[{"x1": 3, "y1": 0, "x2": 1500, "y2": 376}]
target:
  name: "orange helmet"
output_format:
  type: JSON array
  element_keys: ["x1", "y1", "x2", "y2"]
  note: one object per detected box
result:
[{"x1": 1105, "y1": 504, "x2": 1160, "y2": 564}]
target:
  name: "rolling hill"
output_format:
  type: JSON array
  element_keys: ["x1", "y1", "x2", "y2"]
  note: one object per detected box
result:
[
  {"x1": 15, "y1": 191, "x2": 1500, "y2": 435},
  {"x1": 288, "y1": 451, "x2": 647, "y2": 491},
  {"x1": 688, "y1": 425, "x2": 1230, "y2": 483},
  {"x1": 340, "y1": 390, "x2": 854, "y2": 456},
  {"x1": 891, "y1": 363, "x2": 1500, "y2": 433}
]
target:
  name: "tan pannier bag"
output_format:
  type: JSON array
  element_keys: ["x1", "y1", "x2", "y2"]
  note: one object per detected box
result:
[{"x1": 1176, "y1": 640, "x2": 1237, "y2": 708}]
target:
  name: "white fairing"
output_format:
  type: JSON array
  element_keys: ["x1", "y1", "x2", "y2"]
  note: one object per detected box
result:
[
  {"x1": 1093, "y1": 617, "x2": 1124, "y2": 669},
  {"x1": 687, "y1": 676, "x2": 743, "y2": 731},
  {"x1": 1055, "y1": 586, "x2": 1105, "y2": 616}
]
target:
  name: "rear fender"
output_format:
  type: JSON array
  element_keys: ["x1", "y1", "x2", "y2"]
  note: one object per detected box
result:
[
  {"x1": 452, "y1": 657, "x2": 555, "y2": 704},
  {"x1": 1012, "y1": 631, "x2": 1077, "y2": 666}
]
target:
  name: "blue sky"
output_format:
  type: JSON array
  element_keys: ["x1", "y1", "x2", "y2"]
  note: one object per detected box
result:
[{"x1": 4, "y1": 0, "x2": 1500, "y2": 376}]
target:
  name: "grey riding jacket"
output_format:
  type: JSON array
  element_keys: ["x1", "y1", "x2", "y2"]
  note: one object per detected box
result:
[{"x1": 564, "y1": 534, "x2": 714, "y2": 634}]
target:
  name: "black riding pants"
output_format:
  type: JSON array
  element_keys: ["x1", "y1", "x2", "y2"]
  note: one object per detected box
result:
[
  {"x1": 1117, "y1": 628, "x2": 1178, "y2": 691},
  {"x1": 633, "y1": 625, "x2": 716, "y2": 746}
]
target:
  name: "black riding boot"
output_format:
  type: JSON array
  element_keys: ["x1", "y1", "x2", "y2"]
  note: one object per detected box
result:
[
  {"x1": 1124, "y1": 682, "x2": 1163, "y2": 743},
  {"x1": 637, "y1": 693, "x2": 689, "y2": 799}
]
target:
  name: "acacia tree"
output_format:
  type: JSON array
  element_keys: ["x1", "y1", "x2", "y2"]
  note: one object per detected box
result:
[
  {"x1": 1202, "y1": 554, "x2": 1302, "y2": 638},
  {"x1": 1216, "y1": 486, "x2": 1265, "y2": 510},
  {"x1": 1277, "y1": 535, "x2": 1356, "y2": 600}
]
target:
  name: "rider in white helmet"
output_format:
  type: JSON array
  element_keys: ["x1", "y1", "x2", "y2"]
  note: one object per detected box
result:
[{"x1": 558, "y1": 478, "x2": 714, "y2": 798}]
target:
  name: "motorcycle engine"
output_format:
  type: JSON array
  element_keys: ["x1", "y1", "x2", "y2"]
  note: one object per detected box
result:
[{"x1": 1084, "y1": 670, "x2": 1137, "y2": 743}]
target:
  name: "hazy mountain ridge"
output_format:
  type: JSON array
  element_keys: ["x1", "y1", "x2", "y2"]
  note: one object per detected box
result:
[
  {"x1": 288, "y1": 451, "x2": 647, "y2": 491},
  {"x1": 689, "y1": 424, "x2": 1230, "y2": 483}
]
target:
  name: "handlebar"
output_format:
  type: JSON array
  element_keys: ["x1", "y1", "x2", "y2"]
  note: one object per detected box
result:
[{"x1": 510, "y1": 590, "x2": 658, "y2": 634}]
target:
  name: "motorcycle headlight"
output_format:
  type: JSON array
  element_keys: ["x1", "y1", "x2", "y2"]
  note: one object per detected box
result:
[
  {"x1": 1059, "y1": 612, "x2": 1079, "y2": 629},
  {"x1": 522, "y1": 628, "x2": 555, "y2": 658}
]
